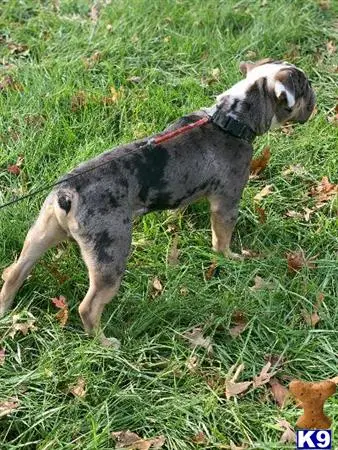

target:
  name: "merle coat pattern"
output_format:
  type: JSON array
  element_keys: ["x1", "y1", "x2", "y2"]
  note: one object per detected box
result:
[{"x1": 0, "y1": 60, "x2": 315, "y2": 347}]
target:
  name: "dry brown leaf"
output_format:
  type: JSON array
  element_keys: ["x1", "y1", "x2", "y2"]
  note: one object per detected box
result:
[
  {"x1": 167, "y1": 233, "x2": 179, "y2": 266},
  {"x1": 250, "y1": 146, "x2": 271, "y2": 176},
  {"x1": 253, "y1": 362, "x2": 273, "y2": 388},
  {"x1": 127, "y1": 76, "x2": 142, "y2": 84},
  {"x1": 0, "y1": 348, "x2": 5, "y2": 365},
  {"x1": 8, "y1": 314, "x2": 37, "y2": 338},
  {"x1": 179, "y1": 286, "x2": 189, "y2": 296},
  {"x1": 277, "y1": 419, "x2": 296, "y2": 444},
  {"x1": 111, "y1": 431, "x2": 165, "y2": 450},
  {"x1": 281, "y1": 124, "x2": 295, "y2": 136},
  {"x1": 183, "y1": 327, "x2": 213, "y2": 354},
  {"x1": 225, "y1": 363, "x2": 252, "y2": 399},
  {"x1": 229, "y1": 311, "x2": 247, "y2": 338},
  {"x1": 326, "y1": 40, "x2": 336, "y2": 55},
  {"x1": 302, "y1": 292, "x2": 325, "y2": 327},
  {"x1": 42, "y1": 262, "x2": 69, "y2": 284},
  {"x1": 69, "y1": 377, "x2": 86, "y2": 398},
  {"x1": 7, "y1": 42, "x2": 29, "y2": 55},
  {"x1": 264, "y1": 353, "x2": 286, "y2": 368},
  {"x1": 186, "y1": 355, "x2": 199, "y2": 372},
  {"x1": 285, "y1": 210, "x2": 302, "y2": 219},
  {"x1": 254, "y1": 184, "x2": 273, "y2": 202},
  {"x1": 250, "y1": 275, "x2": 275, "y2": 291},
  {"x1": 230, "y1": 443, "x2": 248, "y2": 450},
  {"x1": 191, "y1": 431, "x2": 207, "y2": 444},
  {"x1": 0, "y1": 399, "x2": 19, "y2": 418},
  {"x1": 269, "y1": 378, "x2": 289, "y2": 408},
  {"x1": 101, "y1": 86, "x2": 123, "y2": 105},
  {"x1": 55, "y1": 308, "x2": 69, "y2": 327},
  {"x1": 89, "y1": 3, "x2": 100, "y2": 23},
  {"x1": 205, "y1": 260, "x2": 218, "y2": 280},
  {"x1": 255, "y1": 205, "x2": 266, "y2": 224},
  {"x1": 201, "y1": 67, "x2": 220, "y2": 86},
  {"x1": 71, "y1": 91, "x2": 87, "y2": 112},
  {"x1": 52, "y1": 295, "x2": 69, "y2": 327},
  {"x1": 286, "y1": 250, "x2": 317, "y2": 273},
  {"x1": 24, "y1": 114, "x2": 45, "y2": 128},
  {"x1": 0, "y1": 75, "x2": 24, "y2": 92},
  {"x1": 318, "y1": 0, "x2": 330, "y2": 10},
  {"x1": 51, "y1": 295, "x2": 67, "y2": 309},
  {"x1": 152, "y1": 277, "x2": 163, "y2": 294},
  {"x1": 309, "y1": 176, "x2": 337, "y2": 205},
  {"x1": 7, "y1": 154, "x2": 24, "y2": 176},
  {"x1": 83, "y1": 50, "x2": 102, "y2": 69},
  {"x1": 282, "y1": 164, "x2": 307, "y2": 177}
]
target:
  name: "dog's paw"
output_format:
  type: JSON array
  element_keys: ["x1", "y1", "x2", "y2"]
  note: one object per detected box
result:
[
  {"x1": 100, "y1": 336, "x2": 121, "y2": 350},
  {"x1": 223, "y1": 249, "x2": 244, "y2": 261}
]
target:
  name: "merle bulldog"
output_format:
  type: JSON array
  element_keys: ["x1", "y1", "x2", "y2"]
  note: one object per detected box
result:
[{"x1": 0, "y1": 59, "x2": 315, "y2": 347}]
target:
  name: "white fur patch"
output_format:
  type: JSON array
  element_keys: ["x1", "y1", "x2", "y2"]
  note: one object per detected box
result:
[
  {"x1": 217, "y1": 63, "x2": 294, "y2": 107},
  {"x1": 274, "y1": 80, "x2": 295, "y2": 107}
]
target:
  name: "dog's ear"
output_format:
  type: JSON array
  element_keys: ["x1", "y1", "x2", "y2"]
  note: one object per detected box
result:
[
  {"x1": 239, "y1": 58, "x2": 274, "y2": 76},
  {"x1": 274, "y1": 70, "x2": 296, "y2": 108},
  {"x1": 239, "y1": 61, "x2": 255, "y2": 75}
]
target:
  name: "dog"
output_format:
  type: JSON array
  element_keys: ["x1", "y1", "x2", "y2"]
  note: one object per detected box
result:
[{"x1": 0, "y1": 59, "x2": 315, "y2": 347}]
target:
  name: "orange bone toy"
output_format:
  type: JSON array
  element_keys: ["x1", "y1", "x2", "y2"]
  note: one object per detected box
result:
[{"x1": 289, "y1": 379, "x2": 336, "y2": 429}]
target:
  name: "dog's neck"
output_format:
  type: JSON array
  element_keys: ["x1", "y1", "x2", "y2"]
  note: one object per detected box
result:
[{"x1": 214, "y1": 80, "x2": 277, "y2": 136}]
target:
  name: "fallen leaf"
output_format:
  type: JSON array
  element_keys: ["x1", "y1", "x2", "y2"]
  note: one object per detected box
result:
[
  {"x1": 309, "y1": 176, "x2": 337, "y2": 206},
  {"x1": 7, "y1": 164, "x2": 21, "y2": 175},
  {"x1": 282, "y1": 164, "x2": 307, "y2": 177},
  {"x1": 183, "y1": 327, "x2": 213, "y2": 354},
  {"x1": 264, "y1": 353, "x2": 286, "y2": 368},
  {"x1": 230, "y1": 443, "x2": 248, "y2": 450},
  {"x1": 83, "y1": 50, "x2": 102, "y2": 69},
  {"x1": 286, "y1": 250, "x2": 317, "y2": 273},
  {"x1": 302, "y1": 292, "x2": 325, "y2": 327},
  {"x1": 24, "y1": 114, "x2": 45, "y2": 128},
  {"x1": 250, "y1": 275, "x2": 275, "y2": 291},
  {"x1": 255, "y1": 205, "x2": 266, "y2": 223},
  {"x1": 101, "y1": 86, "x2": 123, "y2": 105},
  {"x1": 8, "y1": 314, "x2": 37, "y2": 338},
  {"x1": 0, "y1": 75, "x2": 23, "y2": 92},
  {"x1": 51, "y1": 295, "x2": 67, "y2": 309},
  {"x1": 205, "y1": 260, "x2": 219, "y2": 280},
  {"x1": 52, "y1": 295, "x2": 69, "y2": 327},
  {"x1": 152, "y1": 277, "x2": 163, "y2": 294},
  {"x1": 179, "y1": 286, "x2": 189, "y2": 296},
  {"x1": 253, "y1": 362, "x2": 273, "y2": 388},
  {"x1": 277, "y1": 419, "x2": 295, "y2": 444},
  {"x1": 250, "y1": 146, "x2": 271, "y2": 176},
  {"x1": 326, "y1": 40, "x2": 336, "y2": 55},
  {"x1": 269, "y1": 378, "x2": 289, "y2": 408},
  {"x1": 7, "y1": 42, "x2": 29, "y2": 55},
  {"x1": 42, "y1": 262, "x2": 69, "y2": 284},
  {"x1": 254, "y1": 184, "x2": 273, "y2": 202},
  {"x1": 71, "y1": 91, "x2": 87, "y2": 112},
  {"x1": 229, "y1": 311, "x2": 247, "y2": 338},
  {"x1": 69, "y1": 377, "x2": 86, "y2": 398},
  {"x1": 186, "y1": 355, "x2": 199, "y2": 372},
  {"x1": 318, "y1": 0, "x2": 330, "y2": 10},
  {"x1": 0, "y1": 348, "x2": 5, "y2": 365},
  {"x1": 127, "y1": 76, "x2": 142, "y2": 84},
  {"x1": 201, "y1": 68, "x2": 220, "y2": 86},
  {"x1": 111, "y1": 431, "x2": 165, "y2": 450},
  {"x1": 0, "y1": 399, "x2": 19, "y2": 418},
  {"x1": 281, "y1": 124, "x2": 295, "y2": 136},
  {"x1": 167, "y1": 233, "x2": 179, "y2": 266},
  {"x1": 245, "y1": 50, "x2": 257, "y2": 59},
  {"x1": 225, "y1": 364, "x2": 252, "y2": 399},
  {"x1": 89, "y1": 3, "x2": 100, "y2": 23},
  {"x1": 285, "y1": 210, "x2": 303, "y2": 219},
  {"x1": 191, "y1": 431, "x2": 207, "y2": 444}
]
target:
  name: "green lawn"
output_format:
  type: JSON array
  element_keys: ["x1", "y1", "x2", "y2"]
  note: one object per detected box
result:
[{"x1": 0, "y1": 0, "x2": 337, "y2": 448}]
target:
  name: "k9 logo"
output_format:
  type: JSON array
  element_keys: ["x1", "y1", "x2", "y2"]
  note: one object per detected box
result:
[{"x1": 296, "y1": 430, "x2": 332, "y2": 449}]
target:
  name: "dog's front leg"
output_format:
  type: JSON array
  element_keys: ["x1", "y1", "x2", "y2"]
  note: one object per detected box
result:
[{"x1": 208, "y1": 196, "x2": 243, "y2": 260}]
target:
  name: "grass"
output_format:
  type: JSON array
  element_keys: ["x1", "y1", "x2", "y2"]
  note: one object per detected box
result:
[{"x1": 0, "y1": 0, "x2": 337, "y2": 448}]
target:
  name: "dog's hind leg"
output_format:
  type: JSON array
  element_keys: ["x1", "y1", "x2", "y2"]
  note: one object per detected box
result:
[
  {"x1": 72, "y1": 213, "x2": 132, "y2": 348},
  {"x1": 0, "y1": 199, "x2": 67, "y2": 317}
]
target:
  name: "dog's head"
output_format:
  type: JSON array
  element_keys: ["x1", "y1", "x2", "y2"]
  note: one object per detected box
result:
[
  {"x1": 216, "y1": 59, "x2": 315, "y2": 134},
  {"x1": 239, "y1": 58, "x2": 315, "y2": 127}
]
